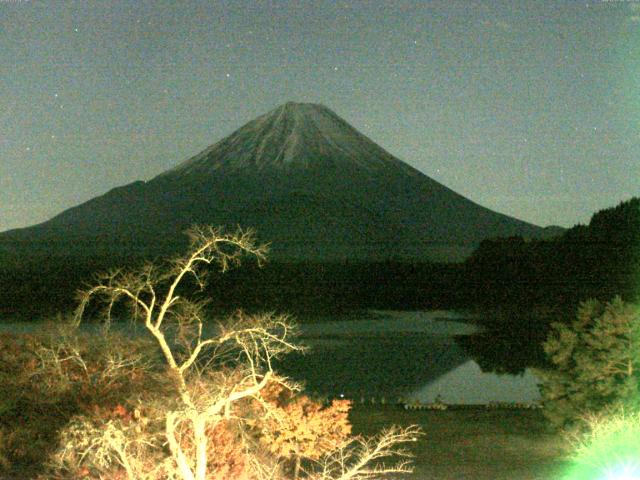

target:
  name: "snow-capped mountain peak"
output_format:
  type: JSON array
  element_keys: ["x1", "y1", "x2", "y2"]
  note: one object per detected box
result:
[{"x1": 161, "y1": 102, "x2": 414, "y2": 177}]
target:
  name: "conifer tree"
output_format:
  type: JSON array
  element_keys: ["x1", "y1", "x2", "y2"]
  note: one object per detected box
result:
[{"x1": 535, "y1": 297, "x2": 640, "y2": 430}]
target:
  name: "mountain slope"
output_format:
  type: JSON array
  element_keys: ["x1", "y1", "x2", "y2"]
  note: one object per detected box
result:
[{"x1": 0, "y1": 102, "x2": 556, "y2": 262}]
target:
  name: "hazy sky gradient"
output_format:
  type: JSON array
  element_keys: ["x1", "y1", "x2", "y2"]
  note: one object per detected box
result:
[{"x1": 2, "y1": 0, "x2": 638, "y2": 232}]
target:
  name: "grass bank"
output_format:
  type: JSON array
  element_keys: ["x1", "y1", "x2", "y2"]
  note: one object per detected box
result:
[{"x1": 348, "y1": 405, "x2": 571, "y2": 480}]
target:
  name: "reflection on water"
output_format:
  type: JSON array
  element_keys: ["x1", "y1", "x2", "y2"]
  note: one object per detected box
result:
[
  {"x1": 276, "y1": 310, "x2": 542, "y2": 403},
  {"x1": 1, "y1": 310, "x2": 543, "y2": 404},
  {"x1": 276, "y1": 335, "x2": 471, "y2": 399},
  {"x1": 407, "y1": 360, "x2": 541, "y2": 404},
  {"x1": 300, "y1": 309, "x2": 482, "y2": 336}
]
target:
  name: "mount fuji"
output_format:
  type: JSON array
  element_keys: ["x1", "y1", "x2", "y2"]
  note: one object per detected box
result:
[{"x1": 1, "y1": 102, "x2": 557, "y2": 262}]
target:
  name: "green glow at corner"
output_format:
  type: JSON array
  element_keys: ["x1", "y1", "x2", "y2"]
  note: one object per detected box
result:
[
  {"x1": 563, "y1": 458, "x2": 640, "y2": 480},
  {"x1": 602, "y1": 461, "x2": 640, "y2": 480},
  {"x1": 561, "y1": 411, "x2": 640, "y2": 480}
]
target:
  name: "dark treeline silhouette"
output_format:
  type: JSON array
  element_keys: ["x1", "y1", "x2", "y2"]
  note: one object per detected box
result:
[
  {"x1": 204, "y1": 260, "x2": 470, "y2": 314},
  {"x1": 459, "y1": 197, "x2": 640, "y2": 372},
  {"x1": 0, "y1": 252, "x2": 470, "y2": 319},
  {"x1": 465, "y1": 197, "x2": 639, "y2": 311}
]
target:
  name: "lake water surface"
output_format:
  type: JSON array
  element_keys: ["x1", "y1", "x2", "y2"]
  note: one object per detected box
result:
[
  {"x1": 278, "y1": 310, "x2": 542, "y2": 404},
  {"x1": 2, "y1": 310, "x2": 542, "y2": 404}
]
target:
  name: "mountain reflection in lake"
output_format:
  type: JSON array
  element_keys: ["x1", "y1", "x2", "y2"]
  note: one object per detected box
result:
[
  {"x1": 275, "y1": 310, "x2": 542, "y2": 404},
  {"x1": 0, "y1": 310, "x2": 543, "y2": 404}
]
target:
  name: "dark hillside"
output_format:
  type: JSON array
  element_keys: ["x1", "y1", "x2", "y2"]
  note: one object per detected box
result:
[
  {"x1": 461, "y1": 197, "x2": 640, "y2": 372},
  {"x1": 466, "y1": 197, "x2": 640, "y2": 311}
]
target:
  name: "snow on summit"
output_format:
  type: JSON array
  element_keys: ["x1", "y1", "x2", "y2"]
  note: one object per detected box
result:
[{"x1": 162, "y1": 102, "x2": 416, "y2": 177}]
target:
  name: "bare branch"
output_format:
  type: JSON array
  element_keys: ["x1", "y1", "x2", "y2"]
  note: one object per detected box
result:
[{"x1": 308, "y1": 425, "x2": 422, "y2": 480}]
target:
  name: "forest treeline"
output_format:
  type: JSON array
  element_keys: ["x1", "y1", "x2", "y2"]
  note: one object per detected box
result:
[
  {"x1": 459, "y1": 197, "x2": 640, "y2": 373},
  {"x1": 466, "y1": 197, "x2": 639, "y2": 311},
  {"x1": 0, "y1": 198, "x2": 638, "y2": 325},
  {"x1": 0, "y1": 255, "x2": 470, "y2": 319}
]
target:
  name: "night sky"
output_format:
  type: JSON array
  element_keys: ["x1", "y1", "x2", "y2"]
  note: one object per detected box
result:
[{"x1": 2, "y1": 0, "x2": 638, "y2": 233}]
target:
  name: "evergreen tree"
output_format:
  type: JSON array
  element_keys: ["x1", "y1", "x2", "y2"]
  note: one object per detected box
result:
[{"x1": 535, "y1": 297, "x2": 640, "y2": 430}]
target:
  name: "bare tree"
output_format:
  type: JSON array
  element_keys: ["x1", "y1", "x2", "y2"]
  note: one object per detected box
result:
[
  {"x1": 66, "y1": 226, "x2": 420, "y2": 480},
  {"x1": 307, "y1": 425, "x2": 422, "y2": 480}
]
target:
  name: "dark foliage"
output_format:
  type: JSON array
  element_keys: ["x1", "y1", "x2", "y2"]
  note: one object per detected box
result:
[
  {"x1": 460, "y1": 198, "x2": 639, "y2": 372},
  {"x1": 456, "y1": 310, "x2": 550, "y2": 375},
  {"x1": 0, "y1": 254, "x2": 471, "y2": 318},
  {"x1": 465, "y1": 197, "x2": 640, "y2": 312}
]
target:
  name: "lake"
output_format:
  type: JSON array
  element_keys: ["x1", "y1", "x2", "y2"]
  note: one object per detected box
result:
[
  {"x1": 1, "y1": 310, "x2": 542, "y2": 405},
  {"x1": 277, "y1": 310, "x2": 542, "y2": 404}
]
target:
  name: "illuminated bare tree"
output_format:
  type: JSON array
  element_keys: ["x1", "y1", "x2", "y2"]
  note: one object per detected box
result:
[
  {"x1": 306, "y1": 425, "x2": 422, "y2": 480},
  {"x1": 68, "y1": 226, "x2": 419, "y2": 480}
]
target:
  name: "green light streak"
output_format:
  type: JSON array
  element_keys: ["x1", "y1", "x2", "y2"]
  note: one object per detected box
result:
[
  {"x1": 601, "y1": 460, "x2": 640, "y2": 480},
  {"x1": 561, "y1": 411, "x2": 640, "y2": 480}
]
